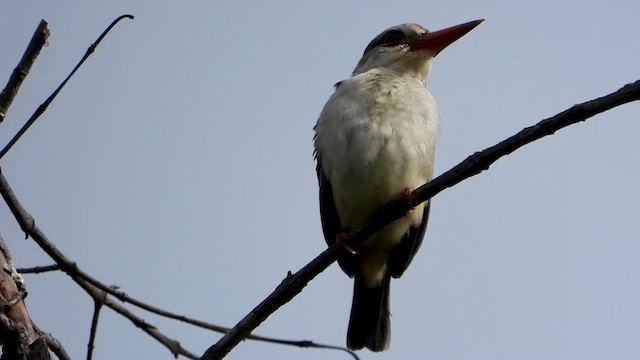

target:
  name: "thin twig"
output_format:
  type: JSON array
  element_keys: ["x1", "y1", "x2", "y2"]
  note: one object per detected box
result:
[
  {"x1": 253, "y1": 337, "x2": 359, "y2": 360},
  {"x1": 104, "y1": 298, "x2": 199, "y2": 360},
  {"x1": 87, "y1": 301, "x2": 102, "y2": 360},
  {"x1": 18, "y1": 264, "x2": 61, "y2": 274},
  {"x1": 0, "y1": 14, "x2": 134, "y2": 160},
  {"x1": 79, "y1": 280, "x2": 199, "y2": 359},
  {"x1": 0, "y1": 20, "x2": 49, "y2": 123},
  {"x1": 201, "y1": 80, "x2": 640, "y2": 359}
]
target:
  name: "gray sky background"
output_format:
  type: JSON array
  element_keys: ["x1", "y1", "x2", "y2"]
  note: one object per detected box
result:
[{"x1": 1, "y1": 1, "x2": 639, "y2": 359}]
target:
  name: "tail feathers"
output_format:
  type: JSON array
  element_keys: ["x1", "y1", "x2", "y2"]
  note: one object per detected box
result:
[{"x1": 347, "y1": 274, "x2": 391, "y2": 352}]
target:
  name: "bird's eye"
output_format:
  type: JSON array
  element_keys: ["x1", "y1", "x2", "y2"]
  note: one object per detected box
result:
[
  {"x1": 363, "y1": 28, "x2": 407, "y2": 55},
  {"x1": 381, "y1": 29, "x2": 405, "y2": 46}
]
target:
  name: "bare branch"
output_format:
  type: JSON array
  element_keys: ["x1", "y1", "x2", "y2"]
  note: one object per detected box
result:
[
  {"x1": 79, "y1": 280, "x2": 199, "y2": 360},
  {"x1": 39, "y1": 334, "x2": 70, "y2": 360},
  {"x1": 0, "y1": 234, "x2": 38, "y2": 353},
  {"x1": 0, "y1": 14, "x2": 134, "y2": 160},
  {"x1": 251, "y1": 337, "x2": 359, "y2": 360},
  {"x1": 31, "y1": 324, "x2": 72, "y2": 360},
  {"x1": 0, "y1": 234, "x2": 71, "y2": 360},
  {"x1": 25, "y1": 338, "x2": 51, "y2": 360},
  {"x1": 18, "y1": 264, "x2": 61, "y2": 274},
  {"x1": 0, "y1": 168, "x2": 201, "y2": 358},
  {"x1": 105, "y1": 300, "x2": 199, "y2": 360},
  {"x1": 0, "y1": 20, "x2": 49, "y2": 123},
  {"x1": 409, "y1": 80, "x2": 640, "y2": 210},
  {"x1": 200, "y1": 80, "x2": 640, "y2": 359},
  {"x1": 86, "y1": 302, "x2": 102, "y2": 360}
]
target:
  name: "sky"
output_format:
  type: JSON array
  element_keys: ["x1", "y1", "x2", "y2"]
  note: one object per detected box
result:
[{"x1": 1, "y1": 1, "x2": 639, "y2": 359}]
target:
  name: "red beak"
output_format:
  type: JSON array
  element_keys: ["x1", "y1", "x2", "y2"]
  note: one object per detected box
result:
[{"x1": 410, "y1": 19, "x2": 484, "y2": 55}]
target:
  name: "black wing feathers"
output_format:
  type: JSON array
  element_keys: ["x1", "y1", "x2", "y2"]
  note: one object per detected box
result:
[
  {"x1": 387, "y1": 202, "x2": 430, "y2": 278},
  {"x1": 317, "y1": 163, "x2": 359, "y2": 277}
]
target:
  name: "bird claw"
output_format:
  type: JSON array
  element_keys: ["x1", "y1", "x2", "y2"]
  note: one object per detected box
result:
[
  {"x1": 335, "y1": 231, "x2": 358, "y2": 256},
  {"x1": 401, "y1": 187, "x2": 415, "y2": 217}
]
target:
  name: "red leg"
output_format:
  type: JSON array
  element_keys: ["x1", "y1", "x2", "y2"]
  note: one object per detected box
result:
[
  {"x1": 401, "y1": 187, "x2": 415, "y2": 217},
  {"x1": 335, "y1": 230, "x2": 358, "y2": 256}
]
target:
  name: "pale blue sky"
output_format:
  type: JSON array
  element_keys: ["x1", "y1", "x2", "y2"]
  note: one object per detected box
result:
[{"x1": 1, "y1": 1, "x2": 639, "y2": 359}]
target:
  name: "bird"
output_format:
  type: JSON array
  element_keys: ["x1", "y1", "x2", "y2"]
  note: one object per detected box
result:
[{"x1": 313, "y1": 19, "x2": 483, "y2": 351}]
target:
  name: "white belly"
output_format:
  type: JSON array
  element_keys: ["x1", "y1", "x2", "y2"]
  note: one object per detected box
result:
[{"x1": 330, "y1": 121, "x2": 432, "y2": 249}]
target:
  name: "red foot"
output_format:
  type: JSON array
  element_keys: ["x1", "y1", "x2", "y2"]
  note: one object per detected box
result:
[
  {"x1": 401, "y1": 187, "x2": 415, "y2": 217},
  {"x1": 335, "y1": 230, "x2": 358, "y2": 256}
]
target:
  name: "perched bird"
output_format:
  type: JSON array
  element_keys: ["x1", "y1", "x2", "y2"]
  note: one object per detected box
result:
[{"x1": 314, "y1": 20, "x2": 483, "y2": 351}]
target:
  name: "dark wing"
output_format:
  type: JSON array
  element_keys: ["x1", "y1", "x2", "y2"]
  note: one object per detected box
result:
[
  {"x1": 317, "y1": 161, "x2": 359, "y2": 277},
  {"x1": 387, "y1": 202, "x2": 430, "y2": 278}
]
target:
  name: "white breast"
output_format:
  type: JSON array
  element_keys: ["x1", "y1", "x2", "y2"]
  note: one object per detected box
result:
[{"x1": 315, "y1": 68, "x2": 439, "y2": 251}]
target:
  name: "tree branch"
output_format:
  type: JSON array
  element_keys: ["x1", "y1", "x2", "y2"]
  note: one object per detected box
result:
[
  {"x1": 200, "y1": 79, "x2": 640, "y2": 359},
  {"x1": 17, "y1": 264, "x2": 61, "y2": 274},
  {"x1": 86, "y1": 301, "x2": 102, "y2": 360},
  {"x1": 0, "y1": 20, "x2": 49, "y2": 123},
  {"x1": 0, "y1": 234, "x2": 71, "y2": 360},
  {"x1": 78, "y1": 280, "x2": 200, "y2": 360},
  {"x1": 0, "y1": 167, "x2": 202, "y2": 358},
  {"x1": 0, "y1": 14, "x2": 134, "y2": 160},
  {"x1": 30, "y1": 324, "x2": 71, "y2": 360}
]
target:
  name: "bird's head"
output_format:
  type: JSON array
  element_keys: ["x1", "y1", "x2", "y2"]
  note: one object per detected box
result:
[{"x1": 352, "y1": 20, "x2": 484, "y2": 83}]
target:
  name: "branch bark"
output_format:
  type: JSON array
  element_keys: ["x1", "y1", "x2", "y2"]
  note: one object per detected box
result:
[
  {"x1": 0, "y1": 234, "x2": 37, "y2": 356},
  {"x1": 0, "y1": 234, "x2": 70, "y2": 360},
  {"x1": 0, "y1": 20, "x2": 49, "y2": 123},
  {"x1": 200, "y1": 79, "x2": 640, "y2": 359}
]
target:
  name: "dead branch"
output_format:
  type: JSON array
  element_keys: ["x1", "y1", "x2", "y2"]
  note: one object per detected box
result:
[
  {"x1": 17, "y1": 265, "x2": 60, "y2": 275},
  {"x1": 0, "y1": 20, "x2": 49, "y2": 123},
  {"x1": 31, "y1": 325, "x2": 70, "y2": 360},
  {"x1": 0, "y1": 166, "x2": 202, "y2": 358},
  {"x1": 0, "y1": 234, "x2": 71, "y2": 360},
  {"x1": 0, "y1": 15, "x2": 133, "y2": 160}
]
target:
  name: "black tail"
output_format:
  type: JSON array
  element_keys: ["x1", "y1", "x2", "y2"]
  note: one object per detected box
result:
[{"x1": 347, "y1": 273, "x2": 391, "y2": 351}]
